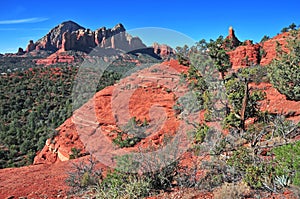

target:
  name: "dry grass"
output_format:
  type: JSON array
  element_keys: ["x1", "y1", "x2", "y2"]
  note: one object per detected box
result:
[{"x1": 213, "y1": 181, "x2": 251, "y2": 199}]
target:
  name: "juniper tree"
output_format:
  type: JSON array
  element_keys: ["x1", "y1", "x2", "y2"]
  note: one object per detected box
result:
[{"x1": 268, "y1": 29, "x2": 300, "y2": 101}]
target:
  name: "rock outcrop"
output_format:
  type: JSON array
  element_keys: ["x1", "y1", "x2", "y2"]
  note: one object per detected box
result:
[
  {"x1": 226, "y1": 26, "x2": 241, "y2": 48},
  {"x1": 35, "y1": 50, "x2": 85, "y2": 65},
  {"x1": 34, "y1": 60, "x2": 190, "y2": 164},
  {"x1": 152, "y1": 42, "x2": 176, "y2": 58},
  {"x1": 260, "y1": 32, "x2": 289, "y2": 65},
  {"x1": 227, "y1": 28, "x2": 290, "y2": 68},
  {"x1": 33, "y1": 20, "x2": 84, "y2": 52},
  {"x1": 25, "y1": 40, "x2": 35, "y2": 52},
  {"x1": 228, "y1": 40, "x2": 261, "y2": 69},
  {"x1": 16, "y1": 47, "x2": 24, "y2": 55},
  {"x1": 61, "y1": 24, "x2": 146, "y2": 53},
  {"x1": 34, "y1": 117, "x2": 87, "y2": 164}
]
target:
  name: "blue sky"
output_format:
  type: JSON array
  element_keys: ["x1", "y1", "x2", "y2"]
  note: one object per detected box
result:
[{"x1": 0, "y1": 0, "x2": 299, "y2": 53}]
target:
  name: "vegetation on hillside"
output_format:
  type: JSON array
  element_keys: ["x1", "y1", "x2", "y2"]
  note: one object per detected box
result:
[
  {"x1": 0, "y1": 65, "x2": 122, "y2": 168},
  {"x1": 175, "y1": 25, "x2": 300, "y2": 197},
  {"x1": 0, "y1": 53, "x2": 160, "y2": 168},
  {"x1": 65, "y1": 25, "x2": 300, "y2": 198},
  {"x1": 268, "y1": 29, "x2": 300, "y2": 101}
]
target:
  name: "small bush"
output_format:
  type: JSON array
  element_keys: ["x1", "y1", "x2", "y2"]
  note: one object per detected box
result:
[
  {"x1": 227, "y1": 147, "x2": 253, "y2": 172},
  {"x1": 227, "y1": 147, "x2": 273, "y2": 189},
  {"x1": 69, "y1": 147, "x2": 82, "y2": 159},
  {"x1": 95, "y1": 170, "x2": 151, "y2": 199},
  {"x1": 66, "y1": 156, "x2": 103, "y2": 194},
  {"x1": 112, "y1": 117, "x2": 149, "y2": 148},
  {"x1": 191, "y1": 123, "x2": 209, "y2": 144},
  {"x1": 112, "y1": 132, "x2": 141, "y2": 148}
]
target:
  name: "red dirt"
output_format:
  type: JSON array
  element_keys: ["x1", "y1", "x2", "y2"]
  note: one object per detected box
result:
[
  {"x1": 253, "y1": 82, "x2": 300, "y2": 122},
  {"x1": 0, "y1": 160, "x2": 71, "y2": 198}
]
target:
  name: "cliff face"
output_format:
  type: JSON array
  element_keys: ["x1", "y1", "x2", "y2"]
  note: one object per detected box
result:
[
  {"x1": 227, "y1": 40, "x2": 261, "y2": 69},
  {"x1": 259, "y1": 32, "x2": 289, "y2": 65},
  {"x1": 33, "y1": 21, "x2": 84, "y2": 52},
  {"x1": 227, "y1": 28, "x2": 289, "y2": 68},
  {"x1": 25, "y1": 21, "x2": 146, "y2": 53}
]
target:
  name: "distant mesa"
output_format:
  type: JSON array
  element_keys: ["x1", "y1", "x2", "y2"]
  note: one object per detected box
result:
[
  {"x1": 18, "y1": 20, "x2": 175, "y2": 65},
  {"x1": 23, "y1": 20, "x2": 147, "y2": 54}
]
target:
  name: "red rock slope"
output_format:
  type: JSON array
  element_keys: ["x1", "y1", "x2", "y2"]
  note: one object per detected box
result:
[
  {"x1": 1, "y1": 56, "x2": 300, "y2": 198},
  {"x1": 0, "y1": 60, "x2": 192, "y2": 198}
]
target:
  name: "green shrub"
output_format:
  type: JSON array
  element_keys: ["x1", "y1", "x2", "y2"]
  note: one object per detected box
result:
[
  {"x1": 69, "y1": 147, "x2": 82, "y2": 159},
  {"x1": 191, "y1": 124, "x2": 209, "y2": 144},
  {"x1": 244, "y1": 165, "x2": 264, "y2": 189},
  {"x1": 272, "y1": 141, "x2": 300, "y2": 186},
  {"x1": 227, "y1": 147, "x2": 273, "y2": 189},
  {"x1": 112, "y1": 117, "x2": 150, "y2": 148},
  {"x1": 227, "y1": 147, "x2": 253, "y2": 172},
  {"x1": 268, "y1": 30, "x2": 300, "y2": 101},
  {"x1": 95, "y1": 170, "x2": 151, "y2": 199},
  {"x1": 112, "y1": 132, "x2": 141, "y2": 148},
  {"x1": 94, "y1": 154, "x2": 185, "y2": 198}
]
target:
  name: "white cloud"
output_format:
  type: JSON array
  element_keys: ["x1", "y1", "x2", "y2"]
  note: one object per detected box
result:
[
  {"x1": 0, "y1": 17, "x2": 48, "y2": 25},
  {"x1": 0, "y1": 28, "x2": 49, "y2": 31}
]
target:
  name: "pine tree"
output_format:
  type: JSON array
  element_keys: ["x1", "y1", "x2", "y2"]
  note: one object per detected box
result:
[{"x1": 207, "y1": 36, "x2": 232, "y2": 80}]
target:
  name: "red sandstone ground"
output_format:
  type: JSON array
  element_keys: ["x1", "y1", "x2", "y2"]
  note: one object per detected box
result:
[{"x1": 0, "y1": 160, "x2": 71, "y2": 198}]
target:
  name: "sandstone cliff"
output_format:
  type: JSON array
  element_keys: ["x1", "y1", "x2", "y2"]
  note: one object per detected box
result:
[
  {"x1": 25, "y1": 21, "x2": 146, "y2": 54},
  {"x1": 227, "y1": 28, "x2": 289, "y2": 68}
]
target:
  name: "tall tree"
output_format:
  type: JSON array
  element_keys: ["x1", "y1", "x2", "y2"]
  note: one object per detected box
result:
[{"x1": 207, "y1": 36, "x2": 232, "y2": 80}]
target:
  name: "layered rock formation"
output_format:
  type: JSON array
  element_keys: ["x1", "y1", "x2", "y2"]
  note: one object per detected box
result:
[
  {"x1": 227, "y1": 27, "x2": 290, "y2": 68},
  {"x1": 152, "y1": 42, "x2": 176, "y2": 58},
  {"x1": 228, "y1": 40, "x2": 261, "y2": 69},
  {"x1": 260, "y1": 32, "x2": 289, "y2": 65},
  {"x1": 34, "y1": 60, "x2": 189, "y2": 164},
  {"x1": 25, "y1": 21, "x2": 146, "y2": 54},
  {"x1": 35, "y1": 51, "x2": 85, "y2": 65},
  {"x1": 33, "y1": 21, "x2": 85, "y2": 52}
]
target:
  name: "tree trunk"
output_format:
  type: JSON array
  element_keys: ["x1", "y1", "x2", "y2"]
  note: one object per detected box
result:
[{"x1": 240, "y1": 80, "x2": 248, "y2": 131}]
